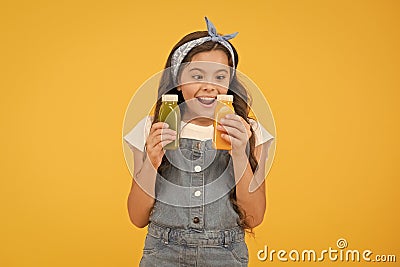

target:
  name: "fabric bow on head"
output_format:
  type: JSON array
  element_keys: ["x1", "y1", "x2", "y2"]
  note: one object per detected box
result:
[{"x1": 205, "y1": 17, "x2": 238, "y2": 43}]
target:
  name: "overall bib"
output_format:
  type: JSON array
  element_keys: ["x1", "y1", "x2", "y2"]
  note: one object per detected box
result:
[{"x1": 139, "y1": 138, "x2": 249, "y2": 267}]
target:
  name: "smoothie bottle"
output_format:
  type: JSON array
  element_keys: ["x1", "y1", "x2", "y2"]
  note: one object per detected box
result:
[
  {"x1": 158, "y1": 94, "x2": 180, "y2": 150},
  {"x1": 213, "y1": 94, "x2": 234, "y2": 150}
]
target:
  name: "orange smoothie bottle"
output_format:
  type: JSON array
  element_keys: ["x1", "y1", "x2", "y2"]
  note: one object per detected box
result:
[
  {"x1": 213, "y1": 94, "x2": 234, "y2": 150},
  {"x1": 158, "y1": 94, "x2": 180, "y2": 150}
]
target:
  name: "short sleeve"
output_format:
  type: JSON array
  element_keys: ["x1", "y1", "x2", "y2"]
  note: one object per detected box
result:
[
  {"x1": 123, "y1": 116, "x2": 153, "y2": 152},
  {"x1": 250, "y1": 119, "x2": 274, "y2": 147}
]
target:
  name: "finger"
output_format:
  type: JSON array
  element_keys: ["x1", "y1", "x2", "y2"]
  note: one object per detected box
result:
[
  {"x1": 158, "y1": 129, "x2": 178, "y2": 142},
  {"x1": 148, "y1": 133, "x2": 176, "y2": 149},
  {"x1": 161, "y1": 134, "x2": 178, "y2": 143},
  {"x1": 150, "y1": 128, "x2": 177, "y2": 139},
  {"x1": 160, "y1": 139, "x2": 174, "y2": 147},
  {"x1": 160, "y1": 128, "x2": 177, "y2": 136},
  {"x1": 153, "y1": 139, "x2": 175, "y2": 151},
  {"x1": 225, "y1": 114, "x2": 251, "y2": 127},
  {"x1": 221, "y1": 133, "x2": 247, "y2": 149},
  {"x1": 219, "y1": 125, "x2": 246, "y2": 140},
  {"x1": 224, "y1": 113, "x2": 242, "y2": 121},
  {"x1": 151, "y1": 122, "x2": 170, "y2": 131},
  {"x1": 220, "y1": 118, "x2": 247, "y2": 133},
  {"x1": 224, "y1": 115, "x2": 252, "y2": 138},
  {"x1": 220, "y1": 133, "x2": 232, "y2": 145},
  {"x1": 239, "y1": 117, "x2": 252, "y2": 136}
]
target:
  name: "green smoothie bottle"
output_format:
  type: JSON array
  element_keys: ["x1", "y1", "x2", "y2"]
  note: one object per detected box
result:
[{"x1": 158, "y1": 94, "x2": 180, "y2": 150}]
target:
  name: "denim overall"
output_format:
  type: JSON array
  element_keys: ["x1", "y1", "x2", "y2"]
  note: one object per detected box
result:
[{"x1": 139, "y1": 138, "x2": 249, "y2": 266}]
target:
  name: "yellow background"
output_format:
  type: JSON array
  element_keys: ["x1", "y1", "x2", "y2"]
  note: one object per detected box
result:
[{"x1": 1, "y1": 0, "x2": 399, "y2": 266}]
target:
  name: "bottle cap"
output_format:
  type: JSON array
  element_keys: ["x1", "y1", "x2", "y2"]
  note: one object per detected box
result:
[
  {"x1": 216, "y1": 94, "x2": 233, "y2": 102},
  {"x1": 161, "y1": 94, "x2": 178, "y2": 102}
]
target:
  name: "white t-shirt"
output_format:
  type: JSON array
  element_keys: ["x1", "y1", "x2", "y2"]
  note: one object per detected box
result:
[{"x1": 124, "y1": 116, "x2": 274, "y2": 152}]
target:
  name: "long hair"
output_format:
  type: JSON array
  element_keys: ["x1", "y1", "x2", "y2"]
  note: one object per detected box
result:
[{"x1": 153, "y1": 31, "x2": 258, "y2": 232}]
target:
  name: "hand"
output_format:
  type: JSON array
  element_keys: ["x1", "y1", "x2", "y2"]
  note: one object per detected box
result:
[
  {"x1": 145, "y1": 122, "x2": 177, "y2": 169},
  {"x1": 217, "y1": 114, "x2": 252, "y2": 156}
]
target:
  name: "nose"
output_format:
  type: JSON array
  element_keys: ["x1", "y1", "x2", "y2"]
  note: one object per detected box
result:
[{"x1": 200, "y1": 81, "x2": 217, "y2": 92}]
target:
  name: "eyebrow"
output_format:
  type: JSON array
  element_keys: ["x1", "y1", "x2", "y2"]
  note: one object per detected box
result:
[{"x1": 188, "y1": 67, "x2": 229, "y2": 73}]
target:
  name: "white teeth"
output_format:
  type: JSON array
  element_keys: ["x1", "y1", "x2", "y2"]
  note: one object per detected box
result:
[{"x1": 197, "y1": 97, "x2": 216, "y2": 105}]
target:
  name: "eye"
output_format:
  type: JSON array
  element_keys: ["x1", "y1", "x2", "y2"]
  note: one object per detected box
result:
[
  {"x1": 216, "y1": 75, "x2": 226, "y2": 80},
  {"x1": 192, "y1": 74, "x2": 203, "y2": 80}
]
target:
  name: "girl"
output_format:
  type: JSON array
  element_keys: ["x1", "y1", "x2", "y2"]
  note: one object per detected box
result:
[{"x1": 124, "y1": 17, "x2": 274, "y2": 266}]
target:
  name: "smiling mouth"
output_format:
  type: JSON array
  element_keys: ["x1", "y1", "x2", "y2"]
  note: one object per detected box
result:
[{"x1": 196, "y1": 97, "x2": 216, "y2": 105}]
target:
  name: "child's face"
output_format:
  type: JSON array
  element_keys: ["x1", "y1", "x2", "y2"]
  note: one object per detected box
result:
[{"x1": 178, "y1": 50, "x2": 230, "y2": 122}]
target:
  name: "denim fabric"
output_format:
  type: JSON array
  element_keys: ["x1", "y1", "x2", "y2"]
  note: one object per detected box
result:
[
  {"x1": 140, "y1": 222, "x2": 248, "y2": 266},
  {"x1": 140, "y1": 138, "x2": 248, "y2": 266}
]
